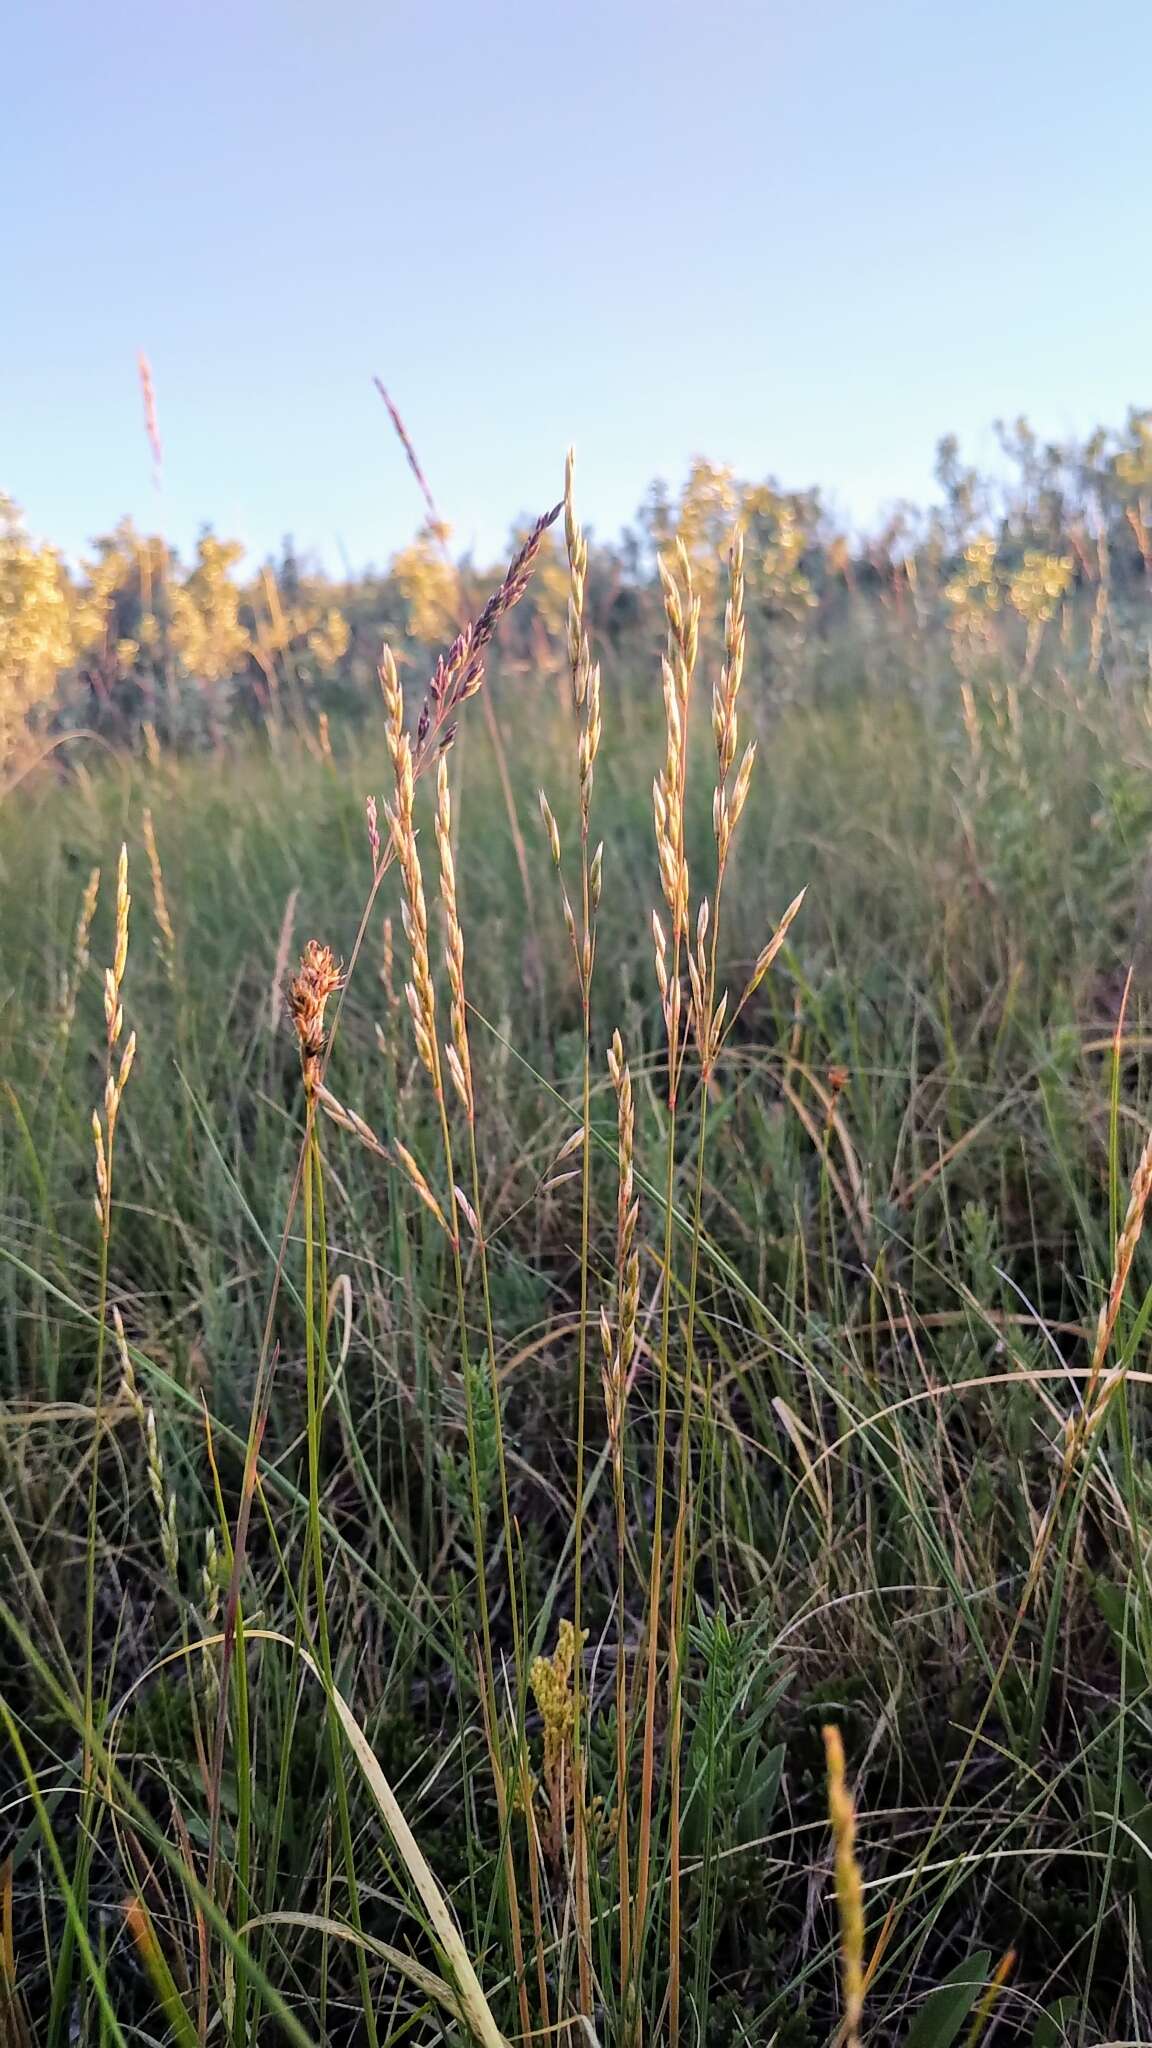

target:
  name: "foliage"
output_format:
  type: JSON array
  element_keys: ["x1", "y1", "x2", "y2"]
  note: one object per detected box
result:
[
  {"x1": 6, "y1": 438, "x2": 1152, "y2": 2043},
  {"x1": 0, "y1": 494, "x2": 74, "y2": 762},
  {"x1": 11, "y1": 402, "x2": 1152, "y2": 763}
]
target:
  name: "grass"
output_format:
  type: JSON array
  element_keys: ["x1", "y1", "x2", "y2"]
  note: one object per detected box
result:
[{"x1": 4, "y1": 501, "x2": 1152, "y2": 2046}]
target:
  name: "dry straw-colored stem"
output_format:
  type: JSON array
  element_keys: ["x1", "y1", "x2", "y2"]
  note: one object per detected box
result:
[
  {"x1": 1065, "y1": 1120, "x2": 1152, "y2": 1463},
  {"x1": 604, "y1": 1029, "x2": 640, "y2": 1450},
  {"x1": 604, "y1": 1026, "x2": 639, "y2": 1985},
  {"x1": 823, "y1": 1724, "x2": 865, "y2": 2048}
]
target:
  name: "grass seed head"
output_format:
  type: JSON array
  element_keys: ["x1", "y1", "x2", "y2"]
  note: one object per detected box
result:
[
  {"x1": 142, "y1": 809, "x2": 176, "y2": 977},
  {"x1": 288, "y1": 940, "x2": 343, "y2": 1083},
  {"x1": 538, "y1": 789, "x2": 562, "y2": 866}
]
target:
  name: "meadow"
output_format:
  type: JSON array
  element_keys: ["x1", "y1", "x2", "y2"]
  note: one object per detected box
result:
[{"x1": 5, "y1": 453, "x2": 1152, "y2": 2047}]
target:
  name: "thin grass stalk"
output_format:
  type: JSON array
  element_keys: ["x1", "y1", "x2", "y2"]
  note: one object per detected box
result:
[
  {"x1": 563, "y1": 447, "x2": 601, "y2": 2017},
  {"x1": 193, "y1": 514, "x2": 558, "y2": 2026},
  {"x1": 605, "y1": 1030, "x2": 640, "y2": 1995},
  {"x1": 0, "y1": 1698, "x2": 130, "y2": 2048},
  {"x1": 203, "y1": 1407, "x2": 303, "y2": 2045},
  {"x1": 216, "y1": 1494, "x2": 254, "y2": 2048},
  {"x1": 303, "y1": 1112, "x2": 379, "y2": 2045},
  {"x1": 435, "y1": 754, "x2": 525, "y2": 1688},
  {"x1": 0, "y1": 1601, "x2": 318, "y2": 2048},
  {"x1": 111, "y1": 1315, "x2": 223, "y2": 2032},
  {"x1": 52, "y1": 851, "x2": 134, "y2": 2048},
  {"x1": 632, "y1": 544, "x2": 697, "y2": 2033},
  {"x1": 436, "y1": 755, "x2": 534, "y2": 2029},
  {"x1": 287, "y1": 940, "x2": 380, "y2": 2046},
  {"x1": 477, "y1": 1667, "x2": 532, "y2": 2041},
  {"x1": 41, "y1": 867, "x2": 101, "y2": 1377},
  {"x1": 666, "y1": 531, "x2": 748, "y2": 2044},
  {"x1": 385, "y1": 674, "x2": 528, "y2": 2018}
]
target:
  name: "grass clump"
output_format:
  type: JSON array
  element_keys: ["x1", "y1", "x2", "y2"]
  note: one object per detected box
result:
[{"x1": 4, "y1": 460, "x2": 1152, "y2": 2048}]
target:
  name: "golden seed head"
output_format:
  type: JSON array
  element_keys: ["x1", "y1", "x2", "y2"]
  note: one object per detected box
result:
[
  {"x1": 539, "y1": 789, "x2": 562, "y2": 866},
  {"x1": 393, "y1": 1140, "x2": 449, "y2": 1233},
  {"x1": 142, "y1": 810, "x2": 175, "y2": 970},
  {"x1": 117, "y1": 1030, "x2": 137, "y2": 1094},
  {"x1": 379, "y1": 643, "x2": 403, "y2": 758},
  {"x1": 529, "y1": 1618, "x2": 586, "y2": 1777},
  {"x1": 589, "y1": 839, "x2": 603, "y2": 908}
]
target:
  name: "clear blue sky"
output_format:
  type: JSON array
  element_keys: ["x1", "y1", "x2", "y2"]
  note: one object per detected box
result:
[{"x1": 4, "y1": 0, "x2": 1151, "y2": 572}]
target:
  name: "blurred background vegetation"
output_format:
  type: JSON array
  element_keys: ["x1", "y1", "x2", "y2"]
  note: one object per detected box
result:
[{"x1": 7, "y1": 406, "x2": 1152, "y2": 769}]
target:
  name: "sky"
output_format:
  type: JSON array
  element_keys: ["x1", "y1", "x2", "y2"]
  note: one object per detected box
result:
[{"x1": 4, "y1": 0, "x2": 1152, "y2": 574}]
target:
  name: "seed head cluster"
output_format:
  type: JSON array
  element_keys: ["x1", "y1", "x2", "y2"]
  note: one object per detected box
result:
[
  {"x1": 288, "y1": 939, "x2": 343, "y2": 1084},
  {"x1": 92, "y1": 845, "x2": 136, "y2": 1232},
  {"x1": 602, "y1": 1030, "x2": 639, "y2": 1453}
]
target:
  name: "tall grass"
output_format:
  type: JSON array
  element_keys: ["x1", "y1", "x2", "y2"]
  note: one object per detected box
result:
[{"x1": 3, "y1": 482, "x2": 1152, "y2": 2047}]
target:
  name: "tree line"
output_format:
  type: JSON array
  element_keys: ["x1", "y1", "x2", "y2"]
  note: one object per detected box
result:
[{"x1": 5, "y1": 407, "x2": 1152, "y2": 763}]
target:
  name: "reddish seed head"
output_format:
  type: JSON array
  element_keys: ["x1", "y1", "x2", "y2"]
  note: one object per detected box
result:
[{"x1": 288, "y1": 940, "x2": 343, "y2": 1079}]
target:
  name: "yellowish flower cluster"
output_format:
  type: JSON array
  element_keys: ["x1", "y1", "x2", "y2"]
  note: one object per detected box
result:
[
  {"x1": 1008, "y1": 549, "x2": 1073, "y2": 626},
  {"x1": 0, "y1": 494, "x2": 74, "y2": 756}
]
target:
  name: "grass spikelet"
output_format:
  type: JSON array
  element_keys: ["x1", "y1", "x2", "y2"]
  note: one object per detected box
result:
[
  {"x1": 114, "y1": 1307, "x2": 179, "y2": 1580},
  {"x1": 314, "y1": 1080, "x2": 390, "y2": 1159},
  {"x1": 418, "y1": 502, "x2": 563, "y2": 752},
  {"x1": 58, "y1": 863, "x2": 100, "y2": 1040},
  {"x1": 963, "y1": 1950, "x2": 1016, "y2": 2047},
  {"x1": 142, "y1": 806, "x2": 176, "y2": 982},
  {"x1": 734, "y1": 886, "x2": 807, "y2": 1019},
  {"x1": 393, "y1": 1139, "x2": 450, "y2": 1234},
  {"x1": 92, "y1": 849, "x2": 134, "y2": 1231},
  {"x1": 124, "y1": 1896, "x2": 196, "y2": 2048},
  {"x1": 1065, "y1": 1120, "x2": 1152, "y2": 1461},
  {"x1": 136, "y1": 352, "x2": 163, "y2": 484},
  {"x1": 538, "y1": 789, "x2": 562, "y2": 866},
  {"x1": 435, "y1": 756, "x2": 473, "y2": 1117},
  {"x1": 566, "y1": 449, "x2": 602, "y2": 837},
  {"x1": 383, "y1": 686, "x2": 441, "y2": 1089},
  {"x1": 712, "y1": 528, "x2": 745, "y2": 783}
]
